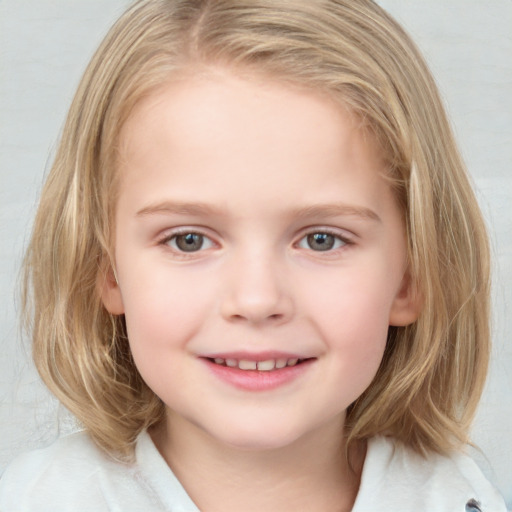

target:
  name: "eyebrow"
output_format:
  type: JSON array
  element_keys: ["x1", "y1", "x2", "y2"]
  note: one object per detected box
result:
[
  {"x1": 291, "y1": 204, "x2": 381, "y2": 223},
  {"x1": 136, "y1": 201, "x2": 381, "y2": 223},
  {"x1": 136, "y1": 201, "x2": 224, "y2": 217}
]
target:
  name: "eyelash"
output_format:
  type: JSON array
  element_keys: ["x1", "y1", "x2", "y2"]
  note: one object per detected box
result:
[
  {"x1": 157, "y1": 229, "x2": 216, "y2": 256},
  {"x1": 296, "y1": 229, "x2": 352, "y2": 253},
  {"x1": 157, "y1": 227, "x2": 353, "y2": 256}
]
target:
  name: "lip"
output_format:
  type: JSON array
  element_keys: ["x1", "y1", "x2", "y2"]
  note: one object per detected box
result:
[
  {"x1": 203, "y1": 351, "x2": 307, "y2": 362},
  {"x1": 200, "y1": 352, "x2": 316, "y2": 392}
]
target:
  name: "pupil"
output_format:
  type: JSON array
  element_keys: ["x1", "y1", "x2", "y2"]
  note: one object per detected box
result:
[
  {"x1": 308, "y1": 233, "x2": 334, "y2": 251},
  {"x1": 176, "y1": 233, "x2": 203, "y2": 252}
]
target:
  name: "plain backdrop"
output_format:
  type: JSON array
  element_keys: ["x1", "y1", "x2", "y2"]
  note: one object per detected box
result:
[{"x1": 1, "y1": 0, "x2": 511, "y2": 507}]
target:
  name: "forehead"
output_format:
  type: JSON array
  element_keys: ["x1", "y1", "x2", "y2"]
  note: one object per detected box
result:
[{"x1": 117, "y1": 67, "x2": 384, "y2": 175}]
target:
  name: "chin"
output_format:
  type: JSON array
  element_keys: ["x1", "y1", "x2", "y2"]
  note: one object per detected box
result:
[{"x1": 210, "y1": 423, "x2": 307, "y2": 453}]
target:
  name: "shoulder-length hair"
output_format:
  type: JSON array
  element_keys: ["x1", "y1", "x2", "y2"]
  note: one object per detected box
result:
[{"x1": 23, "y1": 0, "x2": 490, "y2": 460}]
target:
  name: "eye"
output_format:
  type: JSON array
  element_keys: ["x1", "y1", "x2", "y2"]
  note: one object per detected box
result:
[
  {"x1": 297, "y1": 232, "x2": 347, "y2": 252},
  {"x1": 166, "y1": 232, "x2": 214, "y2": 253}
]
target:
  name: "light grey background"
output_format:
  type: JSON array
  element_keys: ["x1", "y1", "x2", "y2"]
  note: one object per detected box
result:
[{"x1": 1, "y1": 0, "x2": 511, "y2": 507}]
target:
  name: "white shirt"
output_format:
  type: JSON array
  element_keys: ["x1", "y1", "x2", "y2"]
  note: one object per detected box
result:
[{"x1": 0, "y1": 430, "x2": 506, "y2": 511}]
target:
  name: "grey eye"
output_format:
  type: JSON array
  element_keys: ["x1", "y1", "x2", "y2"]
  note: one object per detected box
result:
[
  {"x1": 307, "y1": 233, "x2": 334, "y2": 251},
  {"x1": 298, "y1": 232, "x2": 345, "y2": 252},
  {"x1": 170, "y1": 233, "x2": 212, "y2": 252}
]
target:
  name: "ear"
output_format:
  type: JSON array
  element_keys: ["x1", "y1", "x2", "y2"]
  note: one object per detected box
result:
[
  {"x1": 389, "y1": 268, "x2": 422, "y2": 327},
  {"x1": 98, "y1": 264, "x2": 125, "y2": 315}
]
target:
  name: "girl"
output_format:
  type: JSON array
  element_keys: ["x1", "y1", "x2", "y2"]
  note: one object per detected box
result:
[{"x1": 0, "y1": 0, "x2": 507, "y2": 510}]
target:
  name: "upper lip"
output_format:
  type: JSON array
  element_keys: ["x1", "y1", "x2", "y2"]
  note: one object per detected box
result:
[{"x1": 200, "y1": 351, "x2": 314, "y2": 362}]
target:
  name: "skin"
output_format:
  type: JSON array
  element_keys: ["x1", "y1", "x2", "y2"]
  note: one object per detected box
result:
[{"x1": 101, "y1": 67, "x2": 420, "y2": 512}]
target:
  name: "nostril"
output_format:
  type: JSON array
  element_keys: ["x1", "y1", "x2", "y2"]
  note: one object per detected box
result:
[{"x1": 227, "y1": 312, "x2": 285, "y2": 324}]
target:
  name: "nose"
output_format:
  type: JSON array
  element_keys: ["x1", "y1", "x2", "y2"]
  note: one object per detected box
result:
[{"x1": 220, "y1": 249, "x2": 294, "y2": 326}]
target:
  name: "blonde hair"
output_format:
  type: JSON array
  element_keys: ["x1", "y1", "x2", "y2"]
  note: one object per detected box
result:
[{"x1": 23, "y1": 0, "x2": 490, "y2": 460}]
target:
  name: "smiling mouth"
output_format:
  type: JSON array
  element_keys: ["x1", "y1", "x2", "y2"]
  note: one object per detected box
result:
[{"x1": 207, "y1": 357, "x2": 311, "y2": 371}]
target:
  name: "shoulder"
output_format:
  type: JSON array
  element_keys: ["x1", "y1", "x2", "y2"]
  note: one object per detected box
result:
[
  {"x1": 353, "y1": 436, "x2": 507, "y2": 512},
  {"x1": 0, "y1": 431, "x2": 160, "y2": 512},
  {"x1": 1, "y1": 430, "x2": 107, "y2": 478},
  {"x1": 0, "y1": 430, "x2": 198, "y2": 512},
  {"x1": 0, "y1": 432, "x2": 114, "y2": 511}
]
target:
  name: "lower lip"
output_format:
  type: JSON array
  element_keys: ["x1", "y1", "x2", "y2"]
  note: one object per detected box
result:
[{"x1": 202, "y1": 359, "x2": 314, "y2": 392}]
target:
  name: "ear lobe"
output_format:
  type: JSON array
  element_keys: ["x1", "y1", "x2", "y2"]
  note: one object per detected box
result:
[
  {"x1": 98, "y1": 266, "x2": 125, "y2": 315},
  {"x1": 389, "y1": 269, "x2": 423, "y2": 327}
]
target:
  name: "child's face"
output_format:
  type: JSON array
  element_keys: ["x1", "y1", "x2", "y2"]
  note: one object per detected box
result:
[{"x1": 101, "y1": 68, "x2": 419, "y2": 451}]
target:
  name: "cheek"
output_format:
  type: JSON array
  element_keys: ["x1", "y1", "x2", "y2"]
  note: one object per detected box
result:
[
  {"x1": 301, "y1": 266, "x2": 395, "y2": 371},
  {"x1": 119, "y1": 266, "x2": 214, "y2": 368},
  {"x1": 304, "y1": 261, "x2": 398, "y2": 329},
  {"x1": 323, "y1": 292, "x2": 390, "y2": 404}
]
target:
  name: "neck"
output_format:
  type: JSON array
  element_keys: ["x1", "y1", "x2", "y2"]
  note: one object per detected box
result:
[{"x1": 150, "y1": 414, "x2": 365, "y2": 512}]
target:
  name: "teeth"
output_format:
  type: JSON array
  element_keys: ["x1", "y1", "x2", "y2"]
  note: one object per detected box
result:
[
  {"x1": 257, "y1": 360, "x2": 275, "y2": 371},
  {"x1": 211, "y1": 357, "x2": 304, "y2": 371},
  {"x1": 239, "y1": 360, "x2": 257, "y2": 370}
]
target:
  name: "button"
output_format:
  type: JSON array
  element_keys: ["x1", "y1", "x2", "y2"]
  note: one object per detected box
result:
[{"x1": 466, "y1": 499, "x2": 482, "y2": 512}]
